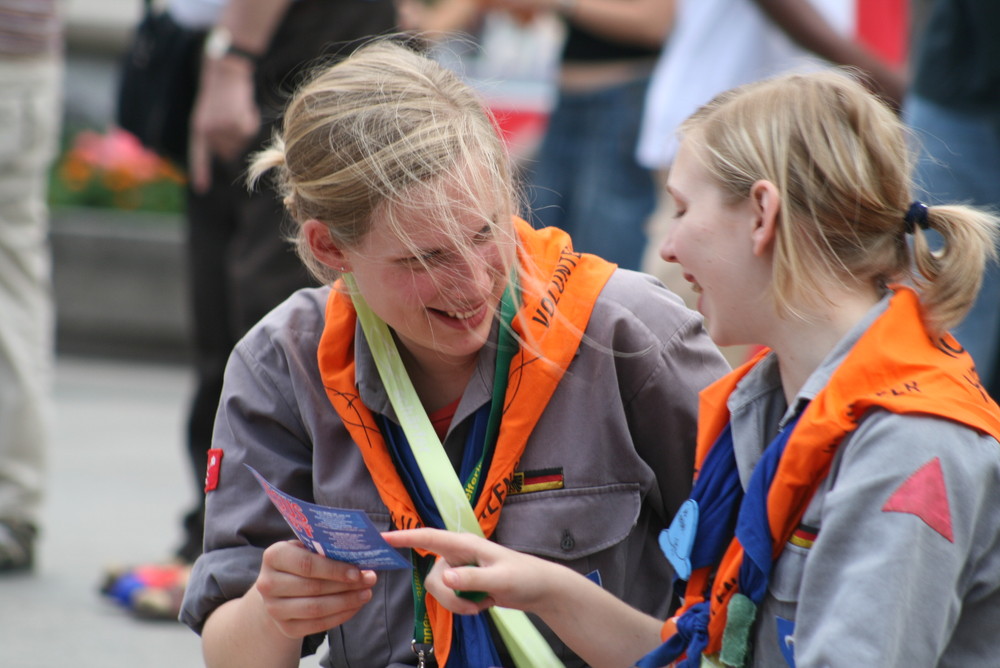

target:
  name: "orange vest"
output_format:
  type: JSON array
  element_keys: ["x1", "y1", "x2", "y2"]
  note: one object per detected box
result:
[
  {"x1": 317, "y1": 217, "x2": 615, "y2": 666},
  {"x1": 667, "y1": 286, "x2": 1000, "y2": 658}
]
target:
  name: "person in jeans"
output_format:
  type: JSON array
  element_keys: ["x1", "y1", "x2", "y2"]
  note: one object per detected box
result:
[
  {"x1": 905, "y1": 0, "x2": 1000, "y2": 401},
  {"x1": 389, "y1": 69, "x2": 1000, "y2": 668}
]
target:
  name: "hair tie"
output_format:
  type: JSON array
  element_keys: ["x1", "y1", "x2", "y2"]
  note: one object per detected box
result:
[{"x1": 904, "y1": 201, "x2": 930, "y2": 234}]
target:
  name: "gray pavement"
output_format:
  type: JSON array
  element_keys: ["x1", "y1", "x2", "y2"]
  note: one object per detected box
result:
[
  {"x1": 1, "y1": 357, "x2": 202, "y2": 667},
  {"x1": 0, "y1": 356, "x2": 328, "y2": 667}
]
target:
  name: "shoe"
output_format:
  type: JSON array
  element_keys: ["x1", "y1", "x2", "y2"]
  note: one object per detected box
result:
[
  {"x1": 0, "y1": 519, "x2": 36, "y2": 573},
  {"x1": 100, "y1": 560, "x2": 191, "y2": 621}
]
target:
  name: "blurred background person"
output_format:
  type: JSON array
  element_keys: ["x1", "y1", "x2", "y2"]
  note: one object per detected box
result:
[
  {"x1": 402, "y1": 0, "x2": 673, "y2": 271},
  {"x1": 904, "y1": 0, "x2": 1000, "y2": 401},
  {"x1": 637, "y1": 0, "x2": 907, "y2": 365},
  {"x1": 0, "y1": 0, "x2": 63, "y2": 574}
]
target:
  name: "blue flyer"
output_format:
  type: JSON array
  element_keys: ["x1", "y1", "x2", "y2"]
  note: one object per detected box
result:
[{"x1": 246, "y1": 465, "x2": 411, "y2": 571}]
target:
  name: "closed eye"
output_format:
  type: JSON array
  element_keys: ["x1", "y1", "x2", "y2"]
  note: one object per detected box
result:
[
  {"x1": 399, "y1": 222, "x2": 497, "y2": 269},
  {"x1": 472, "y1": 223, "x2": 494, "y2": 244}
]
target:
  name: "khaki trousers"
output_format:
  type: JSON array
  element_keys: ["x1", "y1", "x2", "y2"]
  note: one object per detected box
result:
[{"x1": 0, "y1": 54, "x2": 62, "y2": 525}]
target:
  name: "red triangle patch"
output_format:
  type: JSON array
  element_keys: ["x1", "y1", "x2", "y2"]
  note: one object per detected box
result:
[{"x1": 882, "y1": 457, "x2": 953, "y2": 542}]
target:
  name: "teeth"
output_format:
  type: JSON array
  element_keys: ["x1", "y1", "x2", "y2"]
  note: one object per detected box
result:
[{"x1": 446, "y1": 308, "x2": 479, "y2": 320}]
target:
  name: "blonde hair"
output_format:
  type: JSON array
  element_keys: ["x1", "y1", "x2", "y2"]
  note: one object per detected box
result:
[
  {"x1": 247, "y1": 38, "x2": 518, "y2": 285},
  {"x1": 680, "y1": 69, "x2": 999, "y2": 335}
]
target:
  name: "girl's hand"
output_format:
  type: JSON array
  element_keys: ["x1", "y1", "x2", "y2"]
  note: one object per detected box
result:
[
  {"x1": 253, "y1": 540, "x2": 378, "y2": 638},
  {"x1": 383, "y1": 528, "x2": 557, "y2": 616},
  {"x1": 385, "y1": 528, "x2": 666, "y2": 668}
]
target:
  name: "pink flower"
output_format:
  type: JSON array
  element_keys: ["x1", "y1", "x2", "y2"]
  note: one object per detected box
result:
[{"x1": 69, "y1": 128, "x2": 167, "y2": 184}]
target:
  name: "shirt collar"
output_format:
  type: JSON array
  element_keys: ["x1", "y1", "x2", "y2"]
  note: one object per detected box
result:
[
  {"x1": 728, "y1": 292, "x2": 893, "y2": 427},
  {"x1": 353, "y1": 319, "x2": 498, "y2": 424}
]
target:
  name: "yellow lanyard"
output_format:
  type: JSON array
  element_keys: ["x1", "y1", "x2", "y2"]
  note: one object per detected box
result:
[{"x1": 346, "y1": 274, "x2": 564, "y2": 668}]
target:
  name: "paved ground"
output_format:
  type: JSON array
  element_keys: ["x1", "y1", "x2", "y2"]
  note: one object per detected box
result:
[
  {"x1": 0, "y1": 356, "x2": 324, "y2": 667},
  {"x1": 0, "y1": 357, "x2": 202, "y2": 667}
]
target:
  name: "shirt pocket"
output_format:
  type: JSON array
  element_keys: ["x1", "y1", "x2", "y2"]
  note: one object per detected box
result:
[
  {"x1": 769, "y1": 542, "x2": 809, "y2": 605},
  {"x1": 756, "y1": 542, "x2": 809, "y2": 667},
  {"x1": 493, "y1": 482, "x2": 641, "y2": 560}
]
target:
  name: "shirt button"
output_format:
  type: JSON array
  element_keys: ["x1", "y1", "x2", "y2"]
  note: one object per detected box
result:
[{"x1": 560, "y1": 530, "x2": 575, "y2": 551}]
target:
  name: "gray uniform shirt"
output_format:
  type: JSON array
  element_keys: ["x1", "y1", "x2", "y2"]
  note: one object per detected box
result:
[
  {"x1": 180, "y1": 269, "x2": 730, "y2": 667},
  {"x1": 728, "y1": 297, "x2": 1000, "y2": 667}
]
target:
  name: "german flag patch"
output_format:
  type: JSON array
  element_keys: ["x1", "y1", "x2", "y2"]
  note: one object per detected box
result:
[
  {"x1": 789, "y1": 524, "x2": 818, "y2": 549},
  {"x1": 508, "y1": 467, "x2": 564, "y2": 495}
]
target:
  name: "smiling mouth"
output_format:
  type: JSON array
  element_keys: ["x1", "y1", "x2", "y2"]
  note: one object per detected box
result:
[
  {"x1": 444, "y1": 307, "x2": 481, "y2": 320},
  {"x1": 428, "y1": 302, "x2": 487, "y2": 324},
  {"x1": 683, "y1": 273, "x2": 703, "y2": 294}
]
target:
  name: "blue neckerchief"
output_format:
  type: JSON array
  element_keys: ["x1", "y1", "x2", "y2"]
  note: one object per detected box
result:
[
  {"x1": 379, "y1": 405, "x2": 490, "y2": 528},
  {"x1": 735, "y1": 412, "x2": 804, "y2": 605},
  {"x1": 377, "y1": 280, "x2": 518, "y2": 668},
  {"x1": 636, "y1": 410, "x2": 805, "y2": 668},
  {"x1": 380, "y1": 405, "x2": 502, "y2": 668}
]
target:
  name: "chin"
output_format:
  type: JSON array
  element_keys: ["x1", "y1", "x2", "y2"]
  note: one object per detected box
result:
[{"x1": 706, "y1": 325, "x2": 736, "y2": 349}]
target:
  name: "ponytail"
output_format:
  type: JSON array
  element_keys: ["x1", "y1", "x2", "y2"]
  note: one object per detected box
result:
[{"x1": 909, "y1": 203, "x2": 999, "y2": 335}]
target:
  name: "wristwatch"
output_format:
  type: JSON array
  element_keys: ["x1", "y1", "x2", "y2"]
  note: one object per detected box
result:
[{"x1": 204, "y1": 26, "x2": 261, "y2": 64}]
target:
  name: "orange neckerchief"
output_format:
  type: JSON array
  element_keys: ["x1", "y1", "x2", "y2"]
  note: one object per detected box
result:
[
  {"x1": 317, "y1": 217, "x2": 615, "y2": 666},
  {"x1": 666, "y1": 286, "x2": 1000, "y2": 659}
]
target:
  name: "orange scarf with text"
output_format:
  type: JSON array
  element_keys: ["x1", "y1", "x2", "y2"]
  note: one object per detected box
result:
[
  {"x1": 666, "y1": 286, "x2": 1000, "y2": 661},
  {"x1": 317, "y1": 217, "x2": 615, "y2": 666}
]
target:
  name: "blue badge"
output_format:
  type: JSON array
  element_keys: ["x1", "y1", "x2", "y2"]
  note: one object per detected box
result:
[
  {"x1": 658, "y1": 498, "x2": 698, "y2": 580},
  {"x1": 776, "y1": 616, "x2": 796, "y2": 667}
]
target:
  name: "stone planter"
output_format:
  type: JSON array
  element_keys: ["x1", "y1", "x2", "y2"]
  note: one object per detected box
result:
[{"x1": 51, "y1": 207, "x2": 191, "y2": 360}]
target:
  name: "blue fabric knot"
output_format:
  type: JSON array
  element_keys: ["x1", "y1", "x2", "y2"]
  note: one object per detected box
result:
[
  {"x1": 638, "y1": 409, "x2": 807, "y2": 668},
  {"x1": 634, "y1": 601, "x2": 709, "y2": 668}
]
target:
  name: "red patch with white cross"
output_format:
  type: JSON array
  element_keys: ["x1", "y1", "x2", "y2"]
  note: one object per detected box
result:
[{"x1": 205, "y1": 449, "x2": 223, "y2": 492}]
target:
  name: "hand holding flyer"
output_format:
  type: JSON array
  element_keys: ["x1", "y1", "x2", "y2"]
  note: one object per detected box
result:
[{"x1": 246, "y1": 465, "x2": 411, "y2": 570}]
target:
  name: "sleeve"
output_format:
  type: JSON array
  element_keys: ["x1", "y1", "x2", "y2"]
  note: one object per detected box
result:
[
  {"x1": 602, "y1": 270, "x2": 731, "y2": 521},
  {"x1": 178, "y1": 334, "x2": 316, "y2": 639},
  {"x1": 792, "y1": 411, "x2": 1000, "y2": 666}
]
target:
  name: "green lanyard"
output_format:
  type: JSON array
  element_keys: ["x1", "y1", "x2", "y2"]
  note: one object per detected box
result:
[
  {"x1": 466, "y1": 275, "x2": 519, "y2": 504},
  {"x1": 411, "y1": 278, "x2": 519, "y2": 649},
  {"x1": 345, "y1": 273, "x2": 563, "y2": 668}
]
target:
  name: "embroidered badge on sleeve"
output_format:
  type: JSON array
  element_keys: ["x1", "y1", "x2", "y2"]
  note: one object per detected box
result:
[
  {"x1": 205, "y1": 448, "x2": 224, "y2": 492},
  {"x1": 882, "y1": 456, "x2": 954, "y2": 542}
]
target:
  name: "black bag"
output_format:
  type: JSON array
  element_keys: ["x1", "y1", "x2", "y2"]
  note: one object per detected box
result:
[{"x1": 116, "y1": 0, "x2": 205, "y2": 166}]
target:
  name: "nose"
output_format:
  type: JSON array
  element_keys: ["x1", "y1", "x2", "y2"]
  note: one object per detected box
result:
[
  {"x1": 465, "y1": 254, "x2": 494, "y2": 297},
  {"x1": 447, "y1": 245, "x2": 498, "y2": 299},
  {"x1": 659, "y1": 226, "x2": 679, "y2": 264}
]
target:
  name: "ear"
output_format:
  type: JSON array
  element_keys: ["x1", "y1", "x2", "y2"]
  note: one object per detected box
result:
[
  {"x1": 749, "y1": 180, "x2": 780, "y2": 257},
  {"x1": 303, "y1": 219, "x2": 351, "y2": 272}
]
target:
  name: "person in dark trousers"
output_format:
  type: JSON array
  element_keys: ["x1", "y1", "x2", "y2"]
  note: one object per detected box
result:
[{"x1": 101, "y1": 0, "x2": 396, "y2": 619}]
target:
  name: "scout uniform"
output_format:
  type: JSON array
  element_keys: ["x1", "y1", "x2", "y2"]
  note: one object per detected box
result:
[
  {"x1": 180, "y1": 222, "x2": 729, "y2": 666},
  {"x1": 647, "y1": 288, "x2": 1000, "y2": 667}
]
